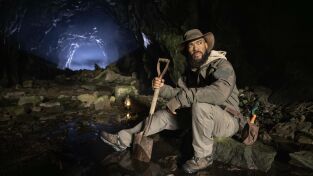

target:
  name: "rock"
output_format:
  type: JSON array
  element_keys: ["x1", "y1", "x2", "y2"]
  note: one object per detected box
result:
[
  {"x1": 95, "y1": 70, "x2": 133, "y2": 83},
  {"x1": 289, "y1": 151, "x2": 313, "y2": 170},
  {"x1": 271, "y1": 137, "x2": 300, "y2": 154},
  {"x1": 77, "y1": 93, "x2": 98, "y2": 107},
  {"x1": 296, "y1": 135, "x2": 313, "y2": 144},
  {"x1": 32, "y1": 106, "x2": 42, "y2": 112},
  {"x1": 102, "y1": 70, "x2": 119, "y2": 82},
  {"x1": 253, "y1": 86, "x2": 272, "y2": 104},
  {"x1": 0, "y1": 115, "x2": 11, "y2": 122},
  {"x1": 158, "y1": 155, "x2": 178, "y2": 172},
  {"x1": 3, "y1": 106, "x2": 25, "y2": 117},
  {"x1": 71, "y1": 96, "x2": 77, "y2": 100},
  {"x1": 114, "y1": 86, "x2": 138, "y2": 99},
  {"x1": 18, "y1": 96, "x2": 43, "y2": 106},
  {"x1": 22, "y1": 80, "x2": 33, "y2": 88},
  {"x1": 213, "y1": 137, "x2": 276, "y2": 172},
  {"x1": 81, "y1": 85, "x2": 96, "y2": 91},
  {"x1": 109, "y1": 96, "x2": 116, "y2": 103},
  {"x1": 39, "y1": 102, "x2": 61, "y2": 108},
  {"x1": 39, "y1": 115, "x2": 57, "y2": 121},
  {"x1": 259, "y1": 131, "x2": 272, "y2": 144},
  {"x1": 3, "y1": 91, "x2": 25, "y2": 99},
  {"x1": 58, "y1": 95, "x2": 70, "y2": 99},
  {"x1": 94, "y1": 96, "x2": 111, "y2": 110},
  {"x1": 270, "y1": 122, "x2": 297, "y2": 140},
  {"x1": 297, "y1": 121, "x2": 312, "y2": 132}
]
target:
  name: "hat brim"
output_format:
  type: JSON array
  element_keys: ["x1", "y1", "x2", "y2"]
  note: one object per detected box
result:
[{"x1": 179, "y1": 32, "x2": 215, "y2": 53}]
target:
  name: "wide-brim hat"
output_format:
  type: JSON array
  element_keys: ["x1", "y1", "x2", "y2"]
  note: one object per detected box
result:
[{"x1": 179, "y1": 29, "x2": 215, "y2": 53}]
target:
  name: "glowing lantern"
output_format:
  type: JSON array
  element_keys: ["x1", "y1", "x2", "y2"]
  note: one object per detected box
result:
[
  {"x1": 126, "y1": 112, "x2": 131, "y2": 120},
  {"x1": 124, "y1": 95, "x2": 131, "y2": 109}
]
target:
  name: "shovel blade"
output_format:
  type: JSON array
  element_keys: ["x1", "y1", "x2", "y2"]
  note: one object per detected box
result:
[{"x1": 133, "y1": 132, "x2": 153, "y2": 162}]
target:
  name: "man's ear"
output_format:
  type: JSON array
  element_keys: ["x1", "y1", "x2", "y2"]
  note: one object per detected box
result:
[{"x1": 204, "y1": 41, "x2": 209, "y2": 49}]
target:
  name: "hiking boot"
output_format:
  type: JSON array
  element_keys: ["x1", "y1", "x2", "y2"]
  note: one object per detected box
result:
[
  {"x1": 182, "y1": 155, "x2": 213, "y2": 174},
  {"x1": 100, "y1": 131, "x2": 127, "y2": 152}
]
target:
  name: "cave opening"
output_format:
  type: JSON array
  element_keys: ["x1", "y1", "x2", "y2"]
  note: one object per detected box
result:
[{"x1": 2, "y1": 1, "x2": 140, "y2": 72}]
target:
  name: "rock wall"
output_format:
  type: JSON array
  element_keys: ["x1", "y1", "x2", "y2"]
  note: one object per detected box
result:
[{"x1": 1, "y1": 0, "x2": 312, "y2": 102}]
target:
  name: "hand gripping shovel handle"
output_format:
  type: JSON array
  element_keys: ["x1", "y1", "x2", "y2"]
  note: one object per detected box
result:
[{"x1": 142, "y1": 58, "x2": 170, "y2": 136}]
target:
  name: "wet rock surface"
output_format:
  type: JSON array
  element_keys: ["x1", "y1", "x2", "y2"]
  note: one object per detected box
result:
[{"x1": 0, "y1": 70, "x2": 313, "y2": 175}]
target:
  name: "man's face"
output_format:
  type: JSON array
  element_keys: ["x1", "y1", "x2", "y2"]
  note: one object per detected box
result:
[{"x1": 187, "y1": 38, "x2": 208, "y2": 60}]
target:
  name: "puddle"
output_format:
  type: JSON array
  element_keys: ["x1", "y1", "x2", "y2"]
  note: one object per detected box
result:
[{"x1": 0, "y1": 99, "x2": 312, "y2": 176}]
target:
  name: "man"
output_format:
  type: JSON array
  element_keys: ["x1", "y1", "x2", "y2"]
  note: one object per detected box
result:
[{"x1": 100, "y1": 29, "x2": 240, "y2": 174}]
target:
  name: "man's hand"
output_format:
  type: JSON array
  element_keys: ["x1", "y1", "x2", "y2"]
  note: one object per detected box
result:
[{"x1": 152, "y1": 77, "x2": 164, "y2": 89}]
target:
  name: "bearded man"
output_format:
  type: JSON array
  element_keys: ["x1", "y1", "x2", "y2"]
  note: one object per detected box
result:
[{"x1": 100, "y1": 29, "x2": 240, "y2": 174}]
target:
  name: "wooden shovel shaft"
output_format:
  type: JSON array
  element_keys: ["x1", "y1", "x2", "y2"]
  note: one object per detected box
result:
[
  {"x1": 143, "y1": 88, "x2": 160, "y2": 136},
  {"x1": 133, "y1": 58, "x2": 170, "y2": 162},
  {"x1": 142, "y1": 58, "x2": 169, "y2": 136}
]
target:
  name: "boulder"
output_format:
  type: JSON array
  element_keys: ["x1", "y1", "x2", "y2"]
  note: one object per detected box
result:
[
  {"x1": 0, "y1": 106, "x2": 25, "y2": 122},
  {"x1": 58, "y1": 95, "x2": 70, "y2": 99},
  {"x1": 81, "y1": 85, "x2": 97, "y2": 91},
  {"x1": 39, "y1": 115, "x2": 57, "y2": 121},
  {"x1": 39, "y1": 102, "x2": 61, "y2": 108},
  {"x1": 5, "y1": 106, "x2": 25, "y2": 116},
  {"x1": 296, "y1": 135, "x2": 313, "y2": 144},
  {"x1": 22, "y1": 80, "x2": 33, "y2": 88},
  {"x1": 18, "y1": 96, "x2": 43, "y2": 106},
  {"x1": 94, "y1": 96, "x2": 111, "y2": 110},
  {"x1": 109, "y1": 96, "x2": 116, "y2": 104},
  {"x1": 3, "y1": 91, "x2": 25, "y2": 99},
  {"x1": 95, "y1": 70, "x2": 133, "y2": 83},
  {"x1": 213, "y1": 137, "x2": 276, "y2": 172},
  {"x1": 289, "y1": 151, "x2": 313, "y2": 170},
  {"x1": 270, "y1": 122, "x2": 297, "y2": 140},
  {"x1": 114, "y1": 86, "x2": 138, "y2": 99},
  {"x1": 77, "y1": 93, "x2": 98, "y2": 107}
]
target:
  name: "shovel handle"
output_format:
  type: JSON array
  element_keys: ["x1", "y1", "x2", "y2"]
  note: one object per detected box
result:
[
  {"x1": 143, "y1": 58, "x2": 170, "y2": 136},
  {"x1": 157, "y1": 58, "x2": 170, "y2": 78}
]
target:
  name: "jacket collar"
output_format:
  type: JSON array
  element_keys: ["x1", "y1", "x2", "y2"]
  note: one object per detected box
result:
[{"x1": 191, "y1": 50, "x2": 227, "y2": 78}]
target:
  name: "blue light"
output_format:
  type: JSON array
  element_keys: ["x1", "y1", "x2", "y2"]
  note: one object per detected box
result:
[
  {"x1": 69, "y1": 42, "x2": 107, "y2": 70},
  {"x1": 9, "y1": 5, "x2": 139, "y2": 71},
  {"x1": 57, "y1": 26, "x2": 112, "y2": 70},
  {"x1": 142, "y1": 32, "x2": 151, "y2": 48}
]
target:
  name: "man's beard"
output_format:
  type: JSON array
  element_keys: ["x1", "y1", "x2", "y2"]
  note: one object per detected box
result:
[{"x1": 188, "y1": 50, "x2": 210, "y2": 69}]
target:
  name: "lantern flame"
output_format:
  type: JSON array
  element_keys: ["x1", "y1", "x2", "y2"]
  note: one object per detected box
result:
[{"x1": 124, "y1": 95, "x2": 131, "y2": 109}]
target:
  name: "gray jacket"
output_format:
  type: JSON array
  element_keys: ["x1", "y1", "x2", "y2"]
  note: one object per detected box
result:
[{"x1": 160, "y1": 50, "x2": 240, "y2": 112}]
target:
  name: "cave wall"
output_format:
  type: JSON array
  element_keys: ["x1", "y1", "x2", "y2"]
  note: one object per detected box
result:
[
  {"x1": 0, "y1": 0, "x2": 312, "y2": 102},
  {"x1": 115, "y1": 0, "x2": 313, "y2": 102},
  {"x1": 196, "y1": 0, "x2": 313, "y2": 102}
]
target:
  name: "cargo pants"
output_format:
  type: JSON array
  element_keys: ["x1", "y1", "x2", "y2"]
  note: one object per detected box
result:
[{"x1": 118, "y1": 102, "x2": 239, "y2": 158}]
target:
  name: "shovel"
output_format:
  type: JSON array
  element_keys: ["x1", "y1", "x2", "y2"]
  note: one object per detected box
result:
[{"x1": 133, "y1": 58, "x2": 170, "y2": 162}]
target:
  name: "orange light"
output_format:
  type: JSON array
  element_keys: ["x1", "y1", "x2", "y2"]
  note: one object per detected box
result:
[
  {"x1": 124, "y1": 95, "x2": 131, "y2": 109},
  {"x1": 126, "y1": 112, "x2": 131, "y2": 119},
  {"x1": 250, "y1": 114, "x2": 257, "y2": 124}
]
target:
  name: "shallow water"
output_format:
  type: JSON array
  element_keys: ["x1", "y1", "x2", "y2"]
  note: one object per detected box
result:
[
  {"x1": 0, "y1": 97, "x2": 312, "y2": 176},
  {"x1": 2, "y1": 117, "x2": 312, "y2": 176}
]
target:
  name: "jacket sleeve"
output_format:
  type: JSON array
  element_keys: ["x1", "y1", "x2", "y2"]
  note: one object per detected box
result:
[
  {"x1": 159, "y1": 84, "x2": 180, "y2": 99},
  {"x1": 170, "y1": 60, "x2": 236, "y2": 108}
]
